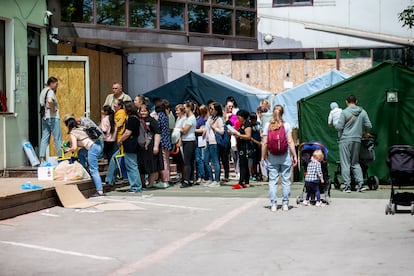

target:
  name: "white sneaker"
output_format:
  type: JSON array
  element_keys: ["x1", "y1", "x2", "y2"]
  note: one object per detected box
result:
[
  {"x1": 207, "y1": 181, "x2": 220, "y2": 188},
  {"x1": 282, "y1": 204, "x2": 289, "y2": 211},
  {"x1": 270, "y1": 205, "x2": 277, "y2": 212},
  {"x1": 202, "y1": 180, "x2": 211, "y2": 187},
  {"x1": 302, "y1": 200, "x2": 310, "y2": 206},
  {"x1": 315, "y1": 201, "x2": 326, "y2": 207},
  {"x1": 154, "y1": 182, "x2": 169, "y2": 189}
]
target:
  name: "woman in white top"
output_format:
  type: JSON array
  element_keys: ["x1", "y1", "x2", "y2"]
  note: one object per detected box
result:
[
  {"x1": 204, "y1": 102, "x2": 225, "y2": 187},
  {"x1": 171, "y1": 104, "x2": 186, "y2": 182},
  {"x1": 261, "y1": 105, "x2": 298, "y2": 212},
  {"x1": 179, "y1": 101, "x2": 197, "y2": 187}
]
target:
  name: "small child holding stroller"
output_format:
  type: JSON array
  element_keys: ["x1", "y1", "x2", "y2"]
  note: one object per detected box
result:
[{"x1": 303, "y1": 150, "x2": 325, "y2": 207}]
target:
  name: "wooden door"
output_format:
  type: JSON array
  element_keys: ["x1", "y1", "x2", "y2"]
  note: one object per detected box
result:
[{"x1": 45, "y1": 56, "x2": 90, "y2": 156}]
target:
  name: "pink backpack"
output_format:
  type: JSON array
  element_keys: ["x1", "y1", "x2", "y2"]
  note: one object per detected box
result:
[{"x1": 268, "y1": 124, "x2": 288, "y2": 155}]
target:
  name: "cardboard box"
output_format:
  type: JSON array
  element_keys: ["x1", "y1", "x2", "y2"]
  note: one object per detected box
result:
[{"x1": 37, "y1": 166, "x2": 55, "y2": 180}]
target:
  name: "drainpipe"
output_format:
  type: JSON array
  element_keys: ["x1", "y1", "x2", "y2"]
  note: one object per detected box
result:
[{"x1": 304, "y1": 23, "x2": 414, "y2": 47}]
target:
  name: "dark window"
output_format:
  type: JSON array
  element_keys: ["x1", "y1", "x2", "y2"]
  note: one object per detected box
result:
[
  {"x1": 0, "y1": 20, "x2": 5, "y2": 112},
  {"x1": 60, "y1": 1, "x2": 257, "y2": 38},
  {"x1": 61, "y1": 0, "x2": 94, "y2": 23},
  {"x1": 273, "y1": 0, "x2": 313, "y2": 6},
  {"x1": 373, "y1": 48, "x2": 404, "y2": 65},
  {"x1": 212, "y1": 8, "x2": 232, "y2": 35},
  {"x1": 304, "y1": 50, "x2": 336, "y2": 59},
  {"x1": 233, "y1": 52, "x2": 307, "y2": 60},
  {"x1": 27, "y1": 27, "x2": 40, "y2": 51},
  {"x1": 188, "y1": 5, "x2": 210, "y2": 33},
  {"x1": 373, "y1": 48, "x2": 414, "y2": 67},
  {"x1": 96, "y1": 0, "x2": 126, "y2": 26},
  {"x1": 160, "y1": 1, "x2": 185, "y2": 31},
  {"x1": 340, "y1": 49, "x2": 370, "y2": 59},
  {"x1": 232, "y1": 53, "x2": 266, "y2": 60},
  {"x1": 236, "y1": 10, "x2": 255, "y2": 37},
  {"x1": 236, "y1": 0, "x2": 256, "y2": 9},
  {"x1": 213, "y1": 0, "x2": 233, "y2": 6},
  {"x1": 130, "y1": 0, "x2": 157, "y2": 29}
]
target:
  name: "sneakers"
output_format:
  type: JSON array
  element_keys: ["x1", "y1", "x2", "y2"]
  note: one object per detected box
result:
[
  {"x1": 302, "y1": 200, "x2": 310, "y2": 206},
  {"x1": 180, "y1": 181, "x2": 192, "y2": 188},
  {"x1": 357, "y1": 186, "x2": 367, "y2": 192},
  {"x1": 202, "y1": 180, "x2": 211, "y2": 187},
  {"x1": 207, "y1": 181, "x2": 220, "y2": 188},
  {"x1": 127, "y1": 189, "x2": 140, "y2": 193},
  {"x1": 232, "y1": 184, "x2": 243, "y2": 189},
  {"x1": 270, "y1": 204, "x2": 277, "y2": 212},
  {"x1": 196, "y1": 178, "x2": 202, "y2": 184},
  {"x1": 90, "y1": 192, "x2": 104, "y2": 197},
  {"x1": 343, "y1": 187, "x2": 351, "y2": 193},
  {"x1": 154, "y1": 182, "x2": 170, "y2": 189},
  {"x1": 315, "y1": 201, "x2": 326, "y2": 207},
  {"x1": 282, "y1": 204, "x2": 289, "y2": 211}
]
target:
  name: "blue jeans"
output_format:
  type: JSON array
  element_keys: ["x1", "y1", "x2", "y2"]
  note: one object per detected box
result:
[
  {"x1": 78, "y1": 148, "x2": 88, "y2": 168},
  {"x1": 204, "y1": 144, "x2": 221, "y2": 182},
  {"x1": 88, "y1": 143, "x2": 103, "y2": 192},
  {"x1": 40, "y1": 118, "x2": 62, "y2": 158},
  {"x1": 78, "y1": 139, "x2": 103, "y2": 169},
  {"x1": 105, "y1": 146, "x2": 127, "y2": 184},
  {"x1": 124, "y1": 152, "x2": 142, "y2": 192},
  {"x1": 195, "y1": 147, "x2": 205, "y2": 179},
  {"x1": 268, "y1": 162, "x2": 292, "y2": 205}
]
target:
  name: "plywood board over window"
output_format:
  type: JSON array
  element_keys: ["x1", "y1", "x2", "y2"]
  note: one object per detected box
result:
[{"x1": 44, "y1": 56, "x2": 90, "y2": 156}]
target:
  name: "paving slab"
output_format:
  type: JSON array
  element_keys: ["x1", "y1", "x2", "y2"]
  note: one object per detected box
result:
[{"x1": 0, "y1": 192, "x2": 413, "y2": 276}]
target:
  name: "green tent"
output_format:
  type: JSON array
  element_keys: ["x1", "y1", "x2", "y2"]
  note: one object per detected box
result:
[
  {"x1": 298, "y1": 61, "x2": 414, "y2": 182},
  {"x1": 144, "y1": 71, "x2": 271, "y2": 111}
]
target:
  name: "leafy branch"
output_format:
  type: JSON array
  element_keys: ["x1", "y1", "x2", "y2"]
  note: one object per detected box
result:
[{"x1": 399, "y1": 5, "x2": 414, "y2": 29}]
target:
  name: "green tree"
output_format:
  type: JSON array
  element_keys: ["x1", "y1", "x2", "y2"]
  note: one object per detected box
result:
[{"x1": 399, "y1": 5, "x2": 414, "y2": 29}]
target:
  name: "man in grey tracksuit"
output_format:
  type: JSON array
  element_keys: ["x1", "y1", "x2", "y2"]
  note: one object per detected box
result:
[{"x1": 336, "y1": 95, "x2": 372, "y2": 193}]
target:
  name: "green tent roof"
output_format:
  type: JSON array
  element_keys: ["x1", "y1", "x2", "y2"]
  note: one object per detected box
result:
[{"x1": 298, "y1": 61, "x2": 414, "y2": 182}]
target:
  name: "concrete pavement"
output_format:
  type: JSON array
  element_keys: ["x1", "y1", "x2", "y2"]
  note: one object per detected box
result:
[{"x1": 0, "y1": 183, "x2": 413, "y2": 275}]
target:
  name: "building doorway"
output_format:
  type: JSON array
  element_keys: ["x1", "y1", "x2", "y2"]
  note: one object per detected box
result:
[{"x1": 27, "y1": 27, "x2": 41, "y2": 151}]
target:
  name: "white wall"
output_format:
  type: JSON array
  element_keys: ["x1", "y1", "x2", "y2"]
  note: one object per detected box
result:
[
  {"x1": 127, "y1": 51, "x2": 201, "y2": 97},
  {"x1": 258, "y1": 0, "x2": 414, "y2": 49}
]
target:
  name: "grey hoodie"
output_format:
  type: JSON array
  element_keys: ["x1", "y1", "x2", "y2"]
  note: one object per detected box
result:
[{"x1": 335, "y1": 105, "x2": 372, "y2": 142}]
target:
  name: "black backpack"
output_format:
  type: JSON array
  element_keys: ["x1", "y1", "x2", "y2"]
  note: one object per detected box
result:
[
  {"x1": 39, "y1": 89, "x2": 50, "y2": 118},
  {"x1": 84, "y1": 126, "x2": 103, "y2": 140},
  {"x1": 137, "y1": 118, "x2": 153, "y2": 149}
]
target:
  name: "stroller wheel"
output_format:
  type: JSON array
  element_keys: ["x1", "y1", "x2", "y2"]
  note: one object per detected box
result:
[
  {"x1": 333, "y1": 176, "x2": 341, "y2": 189},
  {"x1": 385, "y1": 204, "x2": 390, "y2": 215},
  {"x1": 296, "y1": 196, "x2": 301, "y2": 205},
  {"x1": 411, "y1": 204, "x2": 414, "y2": 215},
  {"x1": 391, "y1": 203, "x2": 396, "y2": 215},
  {"x1": 367, "y1": 176, "x2": 379, "y2": 190}
]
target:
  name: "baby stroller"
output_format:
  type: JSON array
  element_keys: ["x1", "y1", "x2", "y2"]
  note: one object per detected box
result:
[
  {"x1": 333, "y1": 135, "x2": 379, "y2": 190},
  {"x1": 296, "y1": 141, "x2": 330, "y2": 205},
  {"x1": 385, "y1": 145, "x2": 414, "y2": 215}
]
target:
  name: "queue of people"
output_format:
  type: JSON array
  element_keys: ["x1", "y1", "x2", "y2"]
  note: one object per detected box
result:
[{"x1": 41, "y1": 77, "x2": 371, "y2": 213}]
